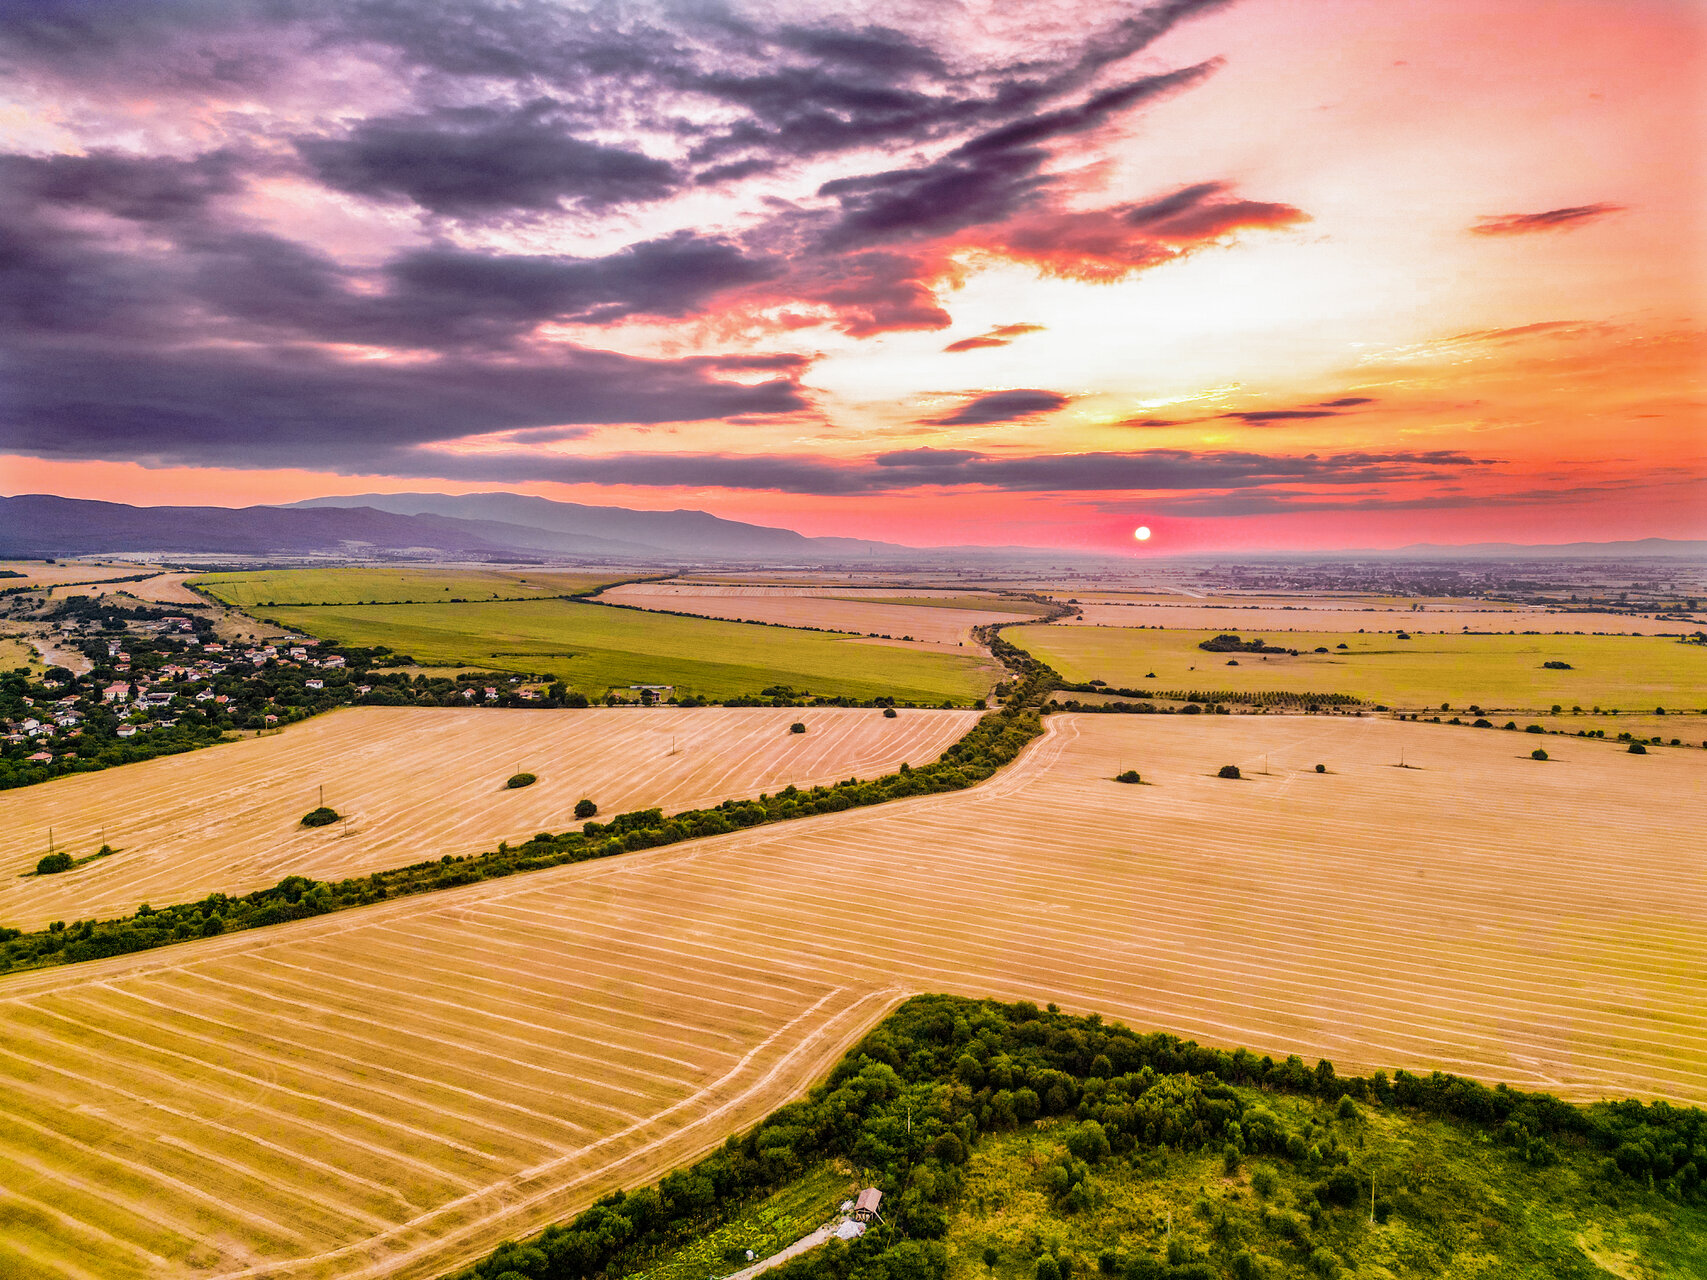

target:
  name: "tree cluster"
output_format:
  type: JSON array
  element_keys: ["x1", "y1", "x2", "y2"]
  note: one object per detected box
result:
[{"x1": 450, "y1": 995, "x2": 1704, "y2": 1280}]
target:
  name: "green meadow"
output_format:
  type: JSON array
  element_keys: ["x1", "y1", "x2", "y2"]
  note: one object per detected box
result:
[
  {"x1": 1009, "y1": 625, "x2": 1707, "y2": 713},
  {"x1": 194, "y1": 566, "x2": 623, "y2": 607},
  {"x1": 258, "y1": 598, "x2": 994, "y2": 702}
]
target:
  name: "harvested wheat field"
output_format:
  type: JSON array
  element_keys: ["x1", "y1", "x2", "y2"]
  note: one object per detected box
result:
[
  {"x1": 596, "y1": 581, "x2": 1042, "y2": 646},
  {"x1": 0, "y1": 706, "x2": 978, "y2": 931},
  {"x1": 1060, "y1": 599, "x2": 1700, "y2": 634},
  {"x1": 1, "y1": 714, "x2": 1701, "y2": 1280}
]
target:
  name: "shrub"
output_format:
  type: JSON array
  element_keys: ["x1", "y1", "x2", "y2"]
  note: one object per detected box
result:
[
  {"x1": 1250, "y1": 1166, "x2": 1278, "y2": 1198},
  {"x1": 300, "y1": 806, "x2": 340, "y2": 828},
  {"x1": 1217, "y1": 764, "x2": 1241, "y2": 779},
  {"x1": 505, "y1": 772, "x2": 537, "y2": 789},
  {"x1": 883, "y1": 706, "x2": 898, "y2": 718},
  {"x1": 35, "y1": 852, "x2": 74, "y2": 875},
  {"x1": 1115, "y1": 770, "x2": 1141, "y2": 784},
  {"x1": 790, "y1": 722, "x2": 807, "y2": 734},
  {"x1": 1628, "y1": 742, "x2": 1648, "y2": 755},
  {"x1": 1315, "y1": 763, "x2": 1326, "y2": 773},
  {"x1": 1531, "y1": 749, "x2": 1548, "y2": 761}
]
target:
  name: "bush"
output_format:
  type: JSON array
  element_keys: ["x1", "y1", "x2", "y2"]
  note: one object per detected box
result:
[
  {"x1": 1628, "y1": 742, "x2": 1648, "y2": 755},
  {"x1": 1315, "y1": 763, "x2": 1326, "y2": 773},
  {"x1": 1115, "y1": 770, "x2": 1141, "y2": 784},
  {"x1": 1218, "y1": 764, "x2": 1241, "y2": 779},
  {"x1": 35, "y1": 852, "x2": 74, "y2": 875},
  {"x1": 1531, "y1": 749, "x2": 1548, "y2": 761},
  {"x1": 884, "y1": 706, "x2": 898, "y2": 718},
  {"x1": 1250, "y1": 1166, "x2": 1278, "y2": 1198},
  {"x1": 505, "y1": 772, "x2": 537, "y2": 789},
  {"x1": 300, "y1": 806, "x2": 340, "y2": 828},
  {"x1": 790, "y1": 722, "x2": 807, "y2": 734}
]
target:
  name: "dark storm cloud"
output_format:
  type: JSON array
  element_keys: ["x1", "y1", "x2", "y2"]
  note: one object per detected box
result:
[
  {"x1": 1468, "y1": 204, "x2": 1626, "y2": 236},
  {"x1": 926, "y1": 389, "x2": 1070, "y2": 426},
  {"x1": 0, "y1": 339, "x2": 808, "y2": 469},
  {"x1": 816, "y1": 62, "x2": 1217, "y2": 249},
  {"x1": 296, "y1": 105, "x2": 680, "y2": 216},
  {"x1": 0, "y1": 150, "x2": 243, "y2": 222}
]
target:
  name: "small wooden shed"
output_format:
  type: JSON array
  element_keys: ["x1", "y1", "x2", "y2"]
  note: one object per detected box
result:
[{"x1": 854, "y1": 1188, "x2": 883, "y2": 1222}]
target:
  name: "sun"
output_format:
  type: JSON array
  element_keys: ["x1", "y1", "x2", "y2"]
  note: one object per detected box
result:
[{"x1": 1134, "y1": 526, "x2": 1151, "y2": 541}]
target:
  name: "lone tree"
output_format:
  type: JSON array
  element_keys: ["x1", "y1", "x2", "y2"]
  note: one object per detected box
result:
[
  {"x1": 574, "y1": 798, "x2": 598, "y2": 819},
  {"x1": 1218, "y1": 764, "x2": 1242, "y2": 779},
  {"x1": 790, "y1": 722, "x2": 807, "y2": 734},
  {"x1": 1628, "y1": 742, "x2": 1648, "y2": 755},
  {"x1": 1532, "y1": 748, "x2": 1549, "y2": 761},
  {"x1": 1115, "y1": 770, "x2": 1141, "y2": 784},
  {"x1": 300, "y1": 806, "x2": 340, "y2": 827},
  {"x1": 883, "y1": 706, "x2": 898, "y2": 718},
  {"x1": 36, "y1": 851, "x2": 74, "y2": 875},
  {"x1": 505, "y1": 772, "x2": 537, "y2": 789},
  {"x1": 1315, "y1": 763, "x2": 1327, "y2": 773}
]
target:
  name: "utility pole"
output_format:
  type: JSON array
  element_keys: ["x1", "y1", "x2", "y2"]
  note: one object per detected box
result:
[{"x1": 318, "y1": 783, "x2": 324, "y2": 807}]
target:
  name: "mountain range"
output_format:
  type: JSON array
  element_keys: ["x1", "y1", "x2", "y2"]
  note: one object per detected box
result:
[
  {"x1": 2, "y1": 492, "x2": 1702, "y2": 563},
  {"x1": 0, "y1": 492, "x2": 1053, "y2": 564}
]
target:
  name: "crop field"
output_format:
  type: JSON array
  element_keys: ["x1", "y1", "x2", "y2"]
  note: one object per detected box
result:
[
  {"x1": 195, "y1": 567, "x2": 625, "y2": 608},
  {"x1": 255, "y1": 598, "x2": 995, "y2": 702},
  {"x1": 1, "y1": 713, "x2": 1700, "y2": 1279},
  {"x1": 48, "y1": 572, "x2": 206, "y2": 604},
  {"x1": 596, "y1": 581, "x2": 1043, "y2": 645},
  {"x1": 1059, "y1": 599, "x2": 1699, "y2": 634},
  {"x1": 1011, "y1": 624, "x2": 1707, "y2": 712},
  {"x1": 0, "y1": 559, "x2": 146, "y2": 589},
  {"x1": 0, "y1": 706, "x2": 978, "y2": 931}
]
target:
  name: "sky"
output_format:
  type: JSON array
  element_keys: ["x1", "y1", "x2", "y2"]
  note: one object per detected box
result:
[{"x1": 0, "y1": 0, "x2": 1702, "y2": 553}]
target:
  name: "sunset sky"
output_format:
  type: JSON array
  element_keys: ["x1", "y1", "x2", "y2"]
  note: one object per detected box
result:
[{"x1": 1, "y1": 0, "x2": 1702, "y2": 552}]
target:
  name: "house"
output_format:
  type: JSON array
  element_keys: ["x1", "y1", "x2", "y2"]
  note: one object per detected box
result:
[
  {"x1": 484, "y1": 687, "x2": 498, "y2": 700},
  {"x1": 26, "y1": 751, "x2": 52, "y2": 763},
  {"x1": 305, "y1": 679, "x2": 325, "y2": 690},
  {"x1": 264, "y1": 714, "x2": 279, "y2": 725},
  {"x1": 854, "y1": 1188, "x2": 883, "y2": 1223},
  {"x1": 116, "y1": 725, "x2": 138, "y2": 738},
  {"x1": 195, "y1": 689, "x2": 216, "y2": 702},
  {"x1": 355, "y1": 684, "x2": 371, "y2": 695},
  {"x1": 321, "y1": 654, "x2": 346, "y2": 669}
]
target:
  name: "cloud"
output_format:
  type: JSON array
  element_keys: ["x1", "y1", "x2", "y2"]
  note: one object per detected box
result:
[
  {"x1": 926, "y1": 389, "x2": 1070, "y2": 425},
  {"x1": 943, "y1": 323, "x2": 1045, "y2": 353},
  {"x1": 816, "y1": 63, "x2": 1218, "y2": 251},
  {"x1": 1468, "y1": 204, "x2": 1626, "y2": 236},
  {"x1": 0, "y1": 339, "x2": 809, "y2": 470},
  {"x1": 351, "y1": 444, "x2": 1491, "y2": 496},
  {"x1": 296, "y1": 104, "x2": 679, "y2": 216},
  {"x1": 1221, "y1": 409, "x2": 1342, "y2": 423}
]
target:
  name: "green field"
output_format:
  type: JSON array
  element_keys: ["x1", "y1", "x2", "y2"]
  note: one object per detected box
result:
[
  {"x1": 940, "y1": 1103, "x2": 1701, "y2": 1280},
  {"x1": 259, "y1": 598, "x2": 994, "y2": 702},
  {"x1": 1011, "y1": 625, "x2": 1707, "y2": 713},
  {"x1": 194, "y1": 566, "x2": 624, "y2": 607}
]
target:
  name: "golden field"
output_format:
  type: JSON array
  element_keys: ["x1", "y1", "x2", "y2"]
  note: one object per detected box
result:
[
  {"x1": 0, "y1": 706, "x2": 978, "y2": 931},
  {"x1": 0, "y1": 714, "x2": 1700, "y2": 1279}
]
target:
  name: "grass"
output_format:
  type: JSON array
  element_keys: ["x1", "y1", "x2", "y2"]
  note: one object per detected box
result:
[
  {"x1": 634, "y1": 1163, "x2": 854, "y2": 1280},
  {"x1": 256, "y1": 598, "x2": 994, "y2": 702},
  {"x1": 1009, "y1": 625, "x2": 1707, "y2": 712},
  {"x1": 193, "y1": 566, "x2": 625, "y2": 607},
  {"x1": 947, "y1": 1102, "x2": 1704, "y2": 1279}
]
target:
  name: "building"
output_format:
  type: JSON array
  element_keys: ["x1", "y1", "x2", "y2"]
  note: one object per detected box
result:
[{"x1": 854, "y1": 1188, "x2": 883, "y2": 1223}]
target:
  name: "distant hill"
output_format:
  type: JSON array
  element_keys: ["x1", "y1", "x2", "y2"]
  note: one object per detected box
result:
[
  {"x1": 285, "y1": 491, "x2": 913, "y2": 560},
  {"x1": 0, "y1": 492, "x2": 1050, "y2": 564}
]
